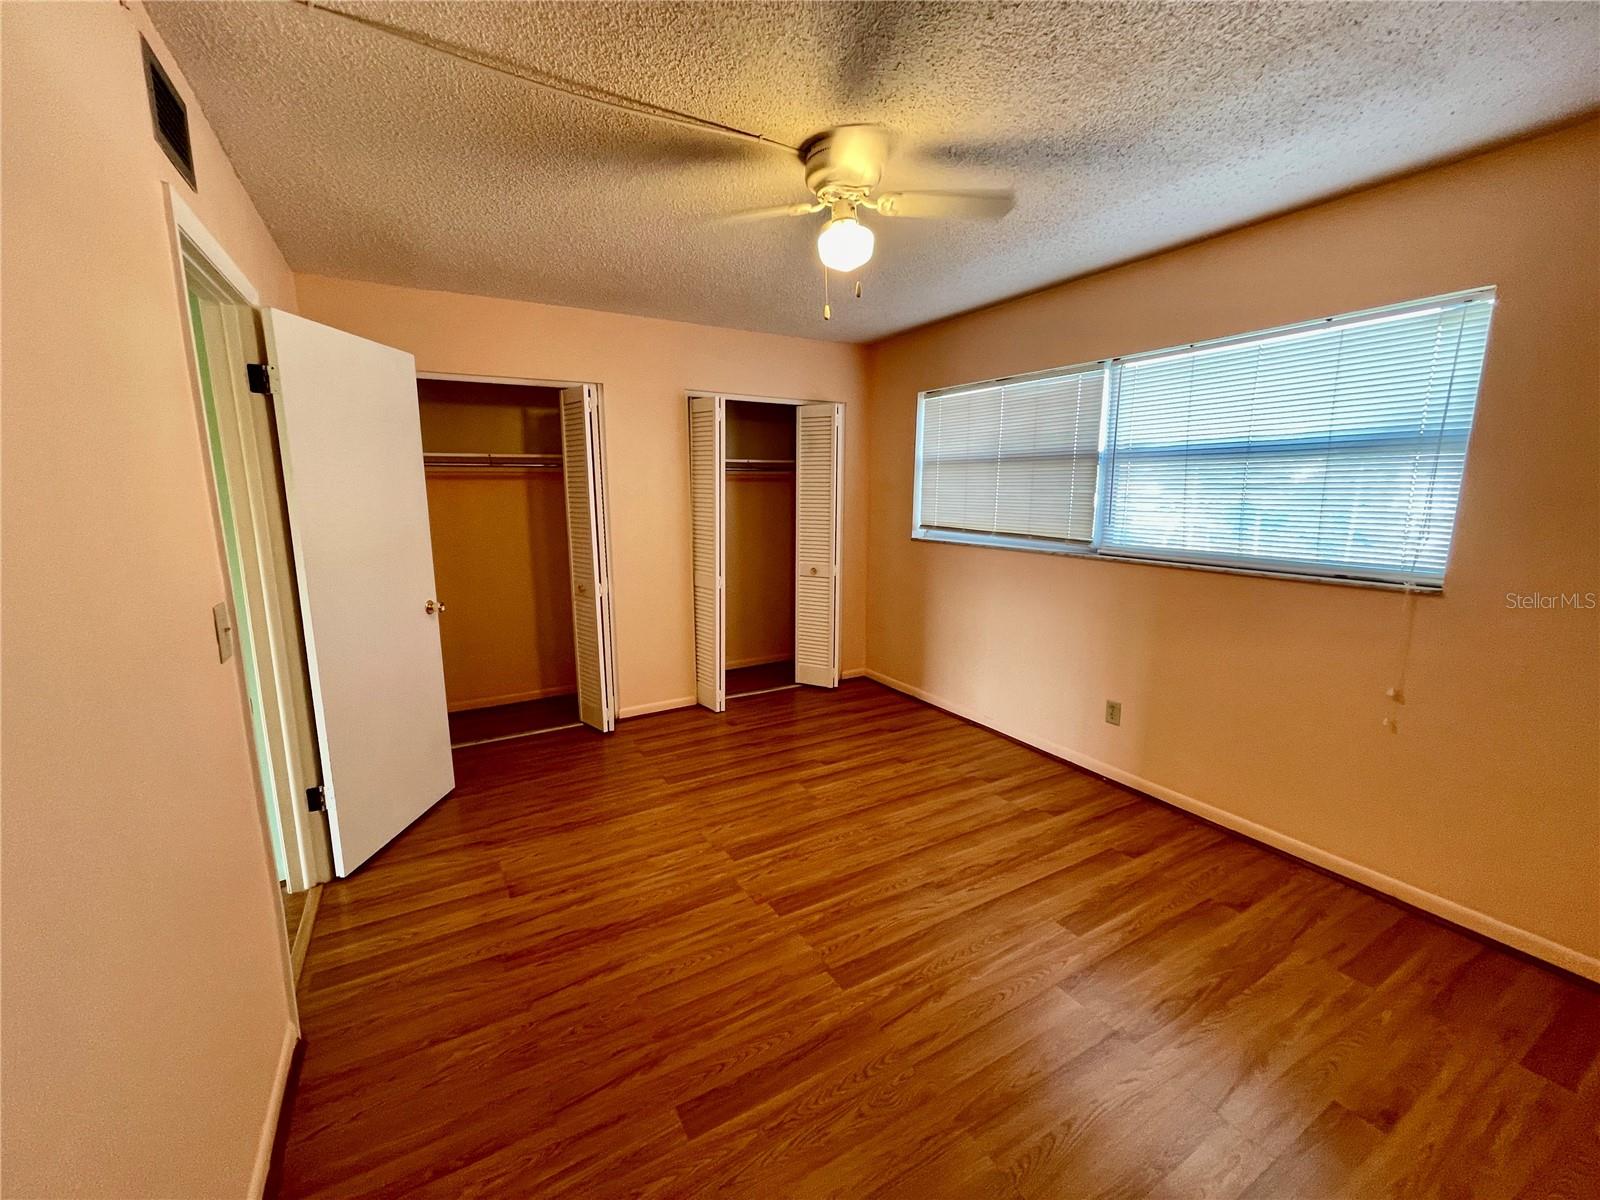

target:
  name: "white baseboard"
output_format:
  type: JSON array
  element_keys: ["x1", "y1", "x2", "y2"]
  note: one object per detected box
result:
[
  {"x1": 289, "y1": 884, "x2": 322, "y2": 986},
  {"x1": 250, "y1": 1021, "x2": 299, "y2": 1198},
  {"x1": 860, "y1": 668, "x2": 1600, "y2": 983},
  {"x1": 620, "y1": 695, "x2": 697, "y2": 719}
]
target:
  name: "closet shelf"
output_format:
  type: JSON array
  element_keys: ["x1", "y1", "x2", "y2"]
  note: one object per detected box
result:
[{"x1": 423, "y1": 451, "x2": 563, "y2": 472}]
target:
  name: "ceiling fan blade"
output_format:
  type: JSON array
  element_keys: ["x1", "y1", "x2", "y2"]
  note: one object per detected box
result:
[
  {"x1": 872, "y1": 190, "x2": 1015, "y2": 220},
  {"x1": 715, "y1": 201, "x2": 826, "y2": 225}
]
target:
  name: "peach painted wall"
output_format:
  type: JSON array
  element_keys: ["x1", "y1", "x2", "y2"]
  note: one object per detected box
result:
[
  {"x1": 726, "y1": 400, "x2": 797, "y2": 668},
  {"x1": 726, "y1": 475, "x2": 796, "y2": 668},
  {"x1": 418, "y1": 385, "x2": 578, "y2": 709},
  {"x1": 294, "y1": 276, "x2": 869, "y2": 715},
  {"x1": 425, "y1": 471, "x2": 578, "y2": 709},
  {"x1": 864, "y1": 119, "x2": 1600, "y2": 975},
  {"x1": 2, "y1": 3, "x2": 300, "y2": 1196}
]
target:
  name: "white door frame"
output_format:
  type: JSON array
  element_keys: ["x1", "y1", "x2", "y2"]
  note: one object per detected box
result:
[
  {"x1": 416, "y1": 371, "x2": 619, "y2": 729},
  {"x1": 687, "y1": 391, "x2": 844, "y2": 699},
  {"x1": 162, "y1": 184, "x2": 305, "y2": 1021},
  {"x1": 419, "y1": 370, "x2": 595, "y2": 389},
  {"x1": 167, "y1": 193, "x2": 334, "y2": 896}
]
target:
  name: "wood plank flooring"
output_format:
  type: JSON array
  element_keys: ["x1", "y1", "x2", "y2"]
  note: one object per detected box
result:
[
  {"x1": 276, "y1": 681, "x2": 1599, "y2": 1199},
  {"x1": 447, "y1": 694, "x2": 581, "y2": 746},
  {"x1": 726, "y1": 659, "x2": 797, "y2": 697}
]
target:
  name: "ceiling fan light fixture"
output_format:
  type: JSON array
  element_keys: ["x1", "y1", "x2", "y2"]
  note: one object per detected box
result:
[{"x1": 816, "y1": 214, "x2": 875, "y2": 273}]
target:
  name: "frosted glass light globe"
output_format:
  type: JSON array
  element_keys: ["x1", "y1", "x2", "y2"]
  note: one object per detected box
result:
[{"x1": 816, "y1": 216, "x2": 875, "y2": 272}]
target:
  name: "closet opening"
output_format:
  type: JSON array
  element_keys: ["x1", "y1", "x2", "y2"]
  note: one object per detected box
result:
[
  {"x1": 726, "y1": 400, "x2": 797, "y2": 698},
  {"x1": 688, "y1": 391, "x2": 842, "y2": 712},
  {"x1": 418, "y1": 375, "x2": 618, "y2": 746}
]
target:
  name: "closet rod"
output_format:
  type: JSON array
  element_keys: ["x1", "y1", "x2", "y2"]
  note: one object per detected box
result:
[
  {"x1": 422, "y1": 451, "x2": 564, "y2": 471},
  {"x1": 726, "y1": 457, "x2": 795, "y2": 474}
]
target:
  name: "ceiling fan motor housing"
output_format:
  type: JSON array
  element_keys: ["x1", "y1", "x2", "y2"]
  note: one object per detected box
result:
[{"x1": 802, "y1": 129, "x2": 883, "y2": 200}]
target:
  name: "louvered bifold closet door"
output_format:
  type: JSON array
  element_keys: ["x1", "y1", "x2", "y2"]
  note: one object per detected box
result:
[
  {"x1": 587, "y1": 389, "x2": 620, "y2": 728},
  {"x1": 561, "y1": 385, "x2": 616, "y2": 731},
  {"x1": 794, "y1": 403, "x2": 842, "y2": 688},
  {"x1": 688, "y1": 394, "x2": 725, "y2": 710}
]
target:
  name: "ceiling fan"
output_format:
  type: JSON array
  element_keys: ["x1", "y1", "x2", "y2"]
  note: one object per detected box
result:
[
  {"x1": 723, "y1": 125, "x2": 1015, "y2": 275},
  {"x1": 292, "y1": 1, "x2": 1016, "y2": 295}
]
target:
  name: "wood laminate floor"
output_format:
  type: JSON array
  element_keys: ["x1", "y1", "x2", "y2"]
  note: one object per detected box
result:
[
  {"x1": 447, "y1": 694, "x2": 581, "y2": 746},
  {"x1": 726, "y1": 659, "x2": 797, "y2": 697},
  {"x1": 277, "y1": 681, "x2": 1599, "y2": 1199}
]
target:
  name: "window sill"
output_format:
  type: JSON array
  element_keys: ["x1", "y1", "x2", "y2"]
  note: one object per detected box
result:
[{"x1": 910, "y1": 528, "x2": 1445, "y2": 595}]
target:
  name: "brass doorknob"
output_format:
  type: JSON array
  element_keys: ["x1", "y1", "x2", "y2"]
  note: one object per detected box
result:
[{"x1": 425, "y1": 599, "x2": 445, "y2": 615}]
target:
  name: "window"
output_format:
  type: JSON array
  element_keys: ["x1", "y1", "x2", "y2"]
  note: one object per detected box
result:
[
  {"x1": 917, "y1": 367, "x2": 1105, "y2": 547},
  {"x1": 912, "y1": 288, "x2": 1495, "y2": 589}
]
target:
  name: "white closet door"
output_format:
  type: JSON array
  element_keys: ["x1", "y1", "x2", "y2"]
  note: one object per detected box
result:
[
  {"x1": 794, "y1": 403, "x2": 842, "y2": 688},
  {"x1": 688, "y1": 394, "x2": 725, "y2": 711},
  {"x1": 260, "y1": 309, "x2": 454, "y2": 876},
  {"x1": 590, "y1": 391, "x2": 620, "y2": 728},
  {"x1": 561, "y1": 385, "x2": 616, "y2": 732}
]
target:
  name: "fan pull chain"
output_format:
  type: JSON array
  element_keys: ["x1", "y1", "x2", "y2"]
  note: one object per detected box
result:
[{"x1": 821, "y1": 271, "x2": 863, "y2": 320}]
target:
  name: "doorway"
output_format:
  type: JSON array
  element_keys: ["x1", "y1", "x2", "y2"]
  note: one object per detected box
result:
[
  {"x1": 725, "y1": 400, "x2": 798, "y2": 698},
  {"x1": 174, "y1": 190, "x2": 473, "y2": 881},
  {"x1": 418, "y1": 374, "x2": 619, "y2": 745},
  {"x1": 687, "y1": 392, "x2": 843, "y2": 711},
  {"x1": 179, "y1": 235, "x2": 332, "y2": 897}
]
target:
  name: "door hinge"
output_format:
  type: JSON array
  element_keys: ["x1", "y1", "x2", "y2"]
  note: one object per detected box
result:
[
  {"x1": 245, "y1": 362, "x2": 276, "y2": 394},
  {"x1": 306, "y1": 784, "x2": 326, "y2": 813}
]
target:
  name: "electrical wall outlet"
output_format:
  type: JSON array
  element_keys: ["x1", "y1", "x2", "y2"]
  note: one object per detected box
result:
[{"x1": 1105, "y1": 700, "x2": 1122, "y2": 726}]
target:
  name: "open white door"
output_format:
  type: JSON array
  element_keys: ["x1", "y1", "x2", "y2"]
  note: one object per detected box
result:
[
  {"x1": 795, "y1": 403, "x2": 842, "y2": 688},
  {"x1": 561, "y1": 385, "x2": 617, "y2": 732},
  {"x1": 688, "y1": 394, "x2": 725, "y2": 711},
  {"x1": 261, "y1": 309, "x2": 454, "y2": 875}
]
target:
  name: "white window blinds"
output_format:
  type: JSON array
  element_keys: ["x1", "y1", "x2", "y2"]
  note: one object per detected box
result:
[
  {"x1": 917, "y1": 367, "x2": 1105, "y2": 545},
  {"x1": 1101, "y1": 295, "x2": 1493, "y2": 585},
  {"x1": 911, "y1": 288, "x2": 1495, "y2": 588}
]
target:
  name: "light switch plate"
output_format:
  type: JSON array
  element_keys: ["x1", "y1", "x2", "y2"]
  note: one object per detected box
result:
[{"x1": 212, "y1": 601, "x2": 235, "y2": 663}]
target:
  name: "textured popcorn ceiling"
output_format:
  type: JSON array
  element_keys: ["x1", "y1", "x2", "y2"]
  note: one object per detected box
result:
[{"x1": 148, "y1": 1, "x2": 1599, "y2": 342}]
